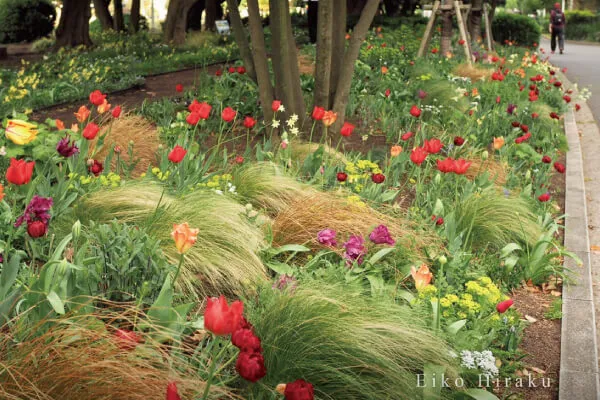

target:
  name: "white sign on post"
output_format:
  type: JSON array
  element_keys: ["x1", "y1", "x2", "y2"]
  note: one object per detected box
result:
[{"x1": 215, "y1": 20, "x2": 230, "y2": 35}]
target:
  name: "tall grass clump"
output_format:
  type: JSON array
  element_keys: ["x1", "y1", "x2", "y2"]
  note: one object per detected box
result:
[
  {"x1": 272, "y1": 191, "x2": 439, "y2": 259},
  {"x1": 453, "y1": 188, "x2": 542, "y2": 250},
  {"x1": 0, "y1": 303, "x2": 235, "y2": 400},
  {"x1": 245, "y1": 282, "x2": 457, "y2": 400},
  {"x1": 68, "y1": 183, "x2": 267, "y2": 299}
]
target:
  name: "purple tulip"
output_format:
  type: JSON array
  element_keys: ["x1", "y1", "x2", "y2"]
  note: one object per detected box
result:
[
  {"x1": 56, "y1": 135, "x2": 79, "y2": 158},
  {"x1": 418, "y1": 89, "x2": 427, "y2": 99},
  {"x1": 317, "y1": 229, "x2": 337, "y2": 246},
  {"x1": 15, "y1": 195, "x2": 53, "y2": 228},
  {"x1": 343, "y1": 235, "x2": 365, "y2": 266},
  {"x1": 506, "y1": 104, "x2": 517, "y2": 115},
  {"x1": 369, "y1": 224, "x2": 396, "y2": 246}
]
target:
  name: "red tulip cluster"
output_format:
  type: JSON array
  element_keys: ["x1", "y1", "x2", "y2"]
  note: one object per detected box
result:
[
  {"x1": 514, "y1": 132, "x2": 531, "y2": 144},
  {"x1": 204, "y1": 296, "x2": 266, "y2": 383},
  {"x1": 423, "y1": 138, "x2": 443, "y2": 154},
  {"x1": 491, "y1": 70, "x2": 505, "y2": 81},
  {"x1": 436, "y1": 157, "x2": 472, "y2": 174}
]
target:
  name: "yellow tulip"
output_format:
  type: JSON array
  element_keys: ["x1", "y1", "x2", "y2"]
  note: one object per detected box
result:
[
  {"x1": 171, "y1": 222, "x2": 199, "y2": 254},
  {"x1": 411, "y1": 264, "x2": 433, "y2": 291},
  {"x1": 5, "y1": 120, "x2": 38, "y2": 145}
]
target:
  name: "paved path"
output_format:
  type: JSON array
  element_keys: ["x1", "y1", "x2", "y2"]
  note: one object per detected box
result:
[{"x1": 540, "y1": 37, "x2": 600, "y2": 124}]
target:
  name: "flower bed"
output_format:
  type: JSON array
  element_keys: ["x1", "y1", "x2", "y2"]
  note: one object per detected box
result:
[{"x1": 0, "y1": 23, "x2": 587, "y2": 400}]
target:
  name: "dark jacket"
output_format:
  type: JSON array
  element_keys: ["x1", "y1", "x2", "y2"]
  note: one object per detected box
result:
[{"x1": 551, "y1": 9, "x2": 566, "y2": 28}]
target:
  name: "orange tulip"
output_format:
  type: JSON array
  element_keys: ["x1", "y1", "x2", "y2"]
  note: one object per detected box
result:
[
  {"x1": 97, "y1": 99, "x2": 111, "y2": 114},
  {"x1": 493, "y1": 137, "x2": 505, "y2": 150},
  {"x1": 0, "y1": 183, "x2": 4, "y2": 202},
  {"x1": 381, "y1": 66, "x2": 389, "y2": 74},
  {"x1": 55, "y1": 119, "x2": 65, "y2": 130},
  {"x1": 390, "y1": 145, "x2": 403, "y2": 157},
  {"x1": 411, "y1": 264, "x2": 433, "y2": 290},
  {"x1": 70, "y1": 123, "x2": 79, "y2": 133},
  {"x1": 322, "y1": 111, "x2": 338, "y2": 127},
  {"x1": 74, "y1": 105, "x2": 91, "y2": 123},
  {"x1": 171, "y1": 222, "x2": 199, "y2": 254}
]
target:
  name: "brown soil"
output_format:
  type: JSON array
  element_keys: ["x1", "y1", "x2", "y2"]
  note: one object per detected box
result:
[
  {"x1": 29, "y1": 64, "x2": 225, "y2": 125},
  {"x1": 498, "y1": 287, "x2": 561, "y2": 400}
]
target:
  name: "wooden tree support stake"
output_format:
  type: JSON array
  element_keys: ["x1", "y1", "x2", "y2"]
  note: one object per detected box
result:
[
  {"x1": 417, "y1": 0, "x2": 440, "y2": 58},
  {"x1": 483, "y1": 3, "x2": 494, "y2": 51},
  {"x1": 454, "y1": 1, "x2": 472, "y2": 65}
]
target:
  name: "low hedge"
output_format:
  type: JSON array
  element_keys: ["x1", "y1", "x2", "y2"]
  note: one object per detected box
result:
[
  {"x1": 492, "y1": 12, "x2": 541, "y2": 46},
  {"x1": 0, "y1": 0, "x2": 56, "y2": 44}
]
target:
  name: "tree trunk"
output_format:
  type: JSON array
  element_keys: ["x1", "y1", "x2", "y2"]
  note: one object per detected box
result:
[
  {"x1": 314, "y1": 0, "x2": 333, "y2": 109},
  {"x1": 331, "y1": 0, "x2": 379, "y2": 133},
  {"x1": 204, "y1": 0, "x2": 218, "y2": 31},
  {"x1": 113, "y1": 0, "x2": 125, "y2": 31},
  {"x1": 226, "y1": 0, "x2": 257, "y2": 82},
  {"x1": 469, "y1": 0, "x2": 483, "y2": 42},
  {"x1": 165, "y1": 0, "x2": 195, "y2": 44},
  {"x1": 92, "y1": 0, "x2": 113, "y2": 30},
  {"x1": 130, "y1": 0, "x2": 141, "y2": 32},
  {"x1": 55, "y1": 0, "x2": 93, "y2": 48},
  {"x1": 440, "y1": 9, "x2": 453, "y2": 56},
  {"x1": 247, "y1": 0, "x2": 274, "y2": 121},
  {"x1": 269, "y1": 0, "x2": 305, "y2": 121},
  {"x1": 329, "y1": 0, "x2": 346, "y2": 109}
]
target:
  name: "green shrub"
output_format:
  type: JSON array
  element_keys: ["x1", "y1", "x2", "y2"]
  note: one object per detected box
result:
[
  {"x1": 492, "y1": 13, "x2": 541, "y2": 46},
  {"x1": 564, "y1": 10, "x2": 598, "y2": 25},
  {"x1": 246, "y1": 282, "x2": 458, "y2": 400},
  {"x1": 0, "y1": 0, "x2": 56, "y2": 44},
  {"x1": 81, "y1": 221, "x2": 170, "y2": 304}
]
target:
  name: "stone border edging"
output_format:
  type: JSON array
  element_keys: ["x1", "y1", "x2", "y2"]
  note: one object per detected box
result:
[{"x1": 559, "y1": 104, "x2": 600, "y2": 399}]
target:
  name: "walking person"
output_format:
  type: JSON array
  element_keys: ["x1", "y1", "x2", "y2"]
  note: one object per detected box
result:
[{"x1": 549, "y1": 2, "x2": 566, "y2": 54}]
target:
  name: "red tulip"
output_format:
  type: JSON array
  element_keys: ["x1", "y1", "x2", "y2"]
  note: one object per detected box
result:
[
  {"x1": 243, "y1": 116, "x2": 257, "y2": 129},
  {"x1": 542, "y1": 155, "x2": 552, "y2": 164},
  {"x1": 168, "y1": 145, "x2": 187, "y2": 163},
  {"x1": 89, "y1": 90, "x2": 106, "y2": 106},
  {"x1": 520, "y1": 124, "x2": 529, "y2": 133},
  {"x1": 166, "y1": 381, "x2": 181, "y2": 400},
  {"x1": 511, "y1": 121, "x2": 520, "y2": 128},
  {"x1": 435, "y1": 217, "x2": 444, "y2": 225},
  {"x1": 283, "y1": 380, "x2": 315, "y2": 400},
  {"x1": 89, "y1": 160, "x2": 103, "y2": 176},
  {"x1": 114, "y1": 329, "x2": 142, "y2": 350},
  {"x1": 563, "y1": 95, "x2": 571, "y2": 103},
  {"x1": 538, "y1": 193, "x2": 551, "y2": 202},
  {"x1": 228, "y1": 66, "x2": 236, "y2": 73},
  {"x1": 83, "y1": 123, "x2": 100, "y2": 140},
  {"x1": 187, "y1": 112, "x2": 201, "y2": 125},
  {"x1": 458, "y1": 39, "x2": 465, "y2": 45},
  {"x1": 496, "y1": 96, "x2": 501, "y2": 104},
  {"x1": 237, "y1": 66, "x2": 246, "y2": 74},
  {"x1": 112, "y1": 105, "x2": 122, "y2": 118},
  {"x1": 424, "y1": 138, "x2": 443, "y2": 154},
  {"x1": 340, "y1": 122, "x2": 355, "y2": 137},
  {"x1": 401, "y1": 131, "x2": 414, "y2": 141},
  {"x1": 409, "y1": 105, "x2": 421, "y2": 118},
  {"x1": 410, "y1": 147, "x2": 428, "y2": 165},
  {"x1": 311, "y1": 106, "x2": 325, "y2": 120},
  {"x1": 232, "y1": 328, "x2": 262, "y2": 352},
  {"x1": 453, "y1": 136, "x2": 465, "y2": 146},
  {"x1": 188, "y1": 101, "x2": 212, "y2": 120},
  {"x1": 27, "y1": 220, "x2": 47, "y2": 238},
  {"x1": 554, "y1": 162, "x2": 566, "y2": 173},
  {"x1": 532, "y1": 112, "x2": 539, "y2": 118},
  {"x1": 496, "y1": 299, "x2": 514, "y2": 313},
  {"x1": 235, "y1": 155, "x2": 244, "y2": 164},
  {"x1": 575, "y1": 104, "x2": 581, "y2": 111},
  {"x1": 384, "y1": 88, "x2": 391, "y2": 98},
  {"x1": 371, "y1": 173, "x2": 385, "y2": 184},
  {"x1": 236, "y1": 351, "x2": 266, "y2": 382},
  {"x1": 337, "y1": 172, "x2": 348, "y2": 182},
  {"x1": 453, "y1": 159, "x2": 472, "y2": 175},
  {"x1": 204, "y1": 295, "x2": 244, "y2": 335},
  {"x1": 221, "y1": 107, "x2": 237, "y2": 123},
  {"x1": 272, "y1": 100, "x2": 282, "y2": 112},
  {"x1": 6, "y1": 158, "x2": 35, "y2": 185},
  {"x1": 175, "y1": 84, "x2": 184, "y2": 93},
  {"x1": 436, "y1": 157, "x2": 455, "y2": 173}
]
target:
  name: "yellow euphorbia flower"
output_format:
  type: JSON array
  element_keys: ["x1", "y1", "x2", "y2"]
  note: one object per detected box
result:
[{"x1": 5, "y1": 120, "x2": 38, "y2": 145}]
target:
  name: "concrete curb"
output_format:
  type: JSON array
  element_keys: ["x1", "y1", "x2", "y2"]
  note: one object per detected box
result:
[{"x1": 559, "y1": 103, "x2": 600, "y2": 399}]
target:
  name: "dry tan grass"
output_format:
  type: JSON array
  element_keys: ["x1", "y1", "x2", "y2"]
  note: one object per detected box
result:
[
  {"x1": 90, "y1": 114, "x2": 160, "y2": 177},
  {"x1": 271, "y1": 191, "x2": 440, "y2": 259},
  {"x1": 0, "y1": 302, "x2": 236, "y2": 400},
  {"x1": 291, "y1": 140, "x2": 349, "y2": 166},
  {"x1": 453, "y1": 63, "x2": 493, "y2": 81},
  {"x1": 465, "y1": 157, "x2": 508, "y2": 186}
]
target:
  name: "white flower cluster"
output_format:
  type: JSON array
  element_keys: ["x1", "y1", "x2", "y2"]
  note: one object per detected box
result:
[
  {"x1": 215, "y1": 182, "x2": 236, "y2": 196},
  {"x1": 460, "y1": 350, "x2": 499, "y2": 378}
]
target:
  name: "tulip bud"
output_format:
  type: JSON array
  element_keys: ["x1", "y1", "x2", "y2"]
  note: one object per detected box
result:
[
  {"x1": 72, "y1": 220, "x2": 81, "y2": 240},
  {"x1": 438, "y1": 255, "x2": 448, "y2": 265},
  {"x1": 525, "y1": 170, "x2": 531, "y2": 180},
  {"x1": 481, "y1": 150, "x2": 489, "y2": 161},
  {"x1": 434, "y1": 173, "x2": 441, "y2": 185},
  {"x1": 140, "y1": 281, "x2": 151, "y2": 297}
]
